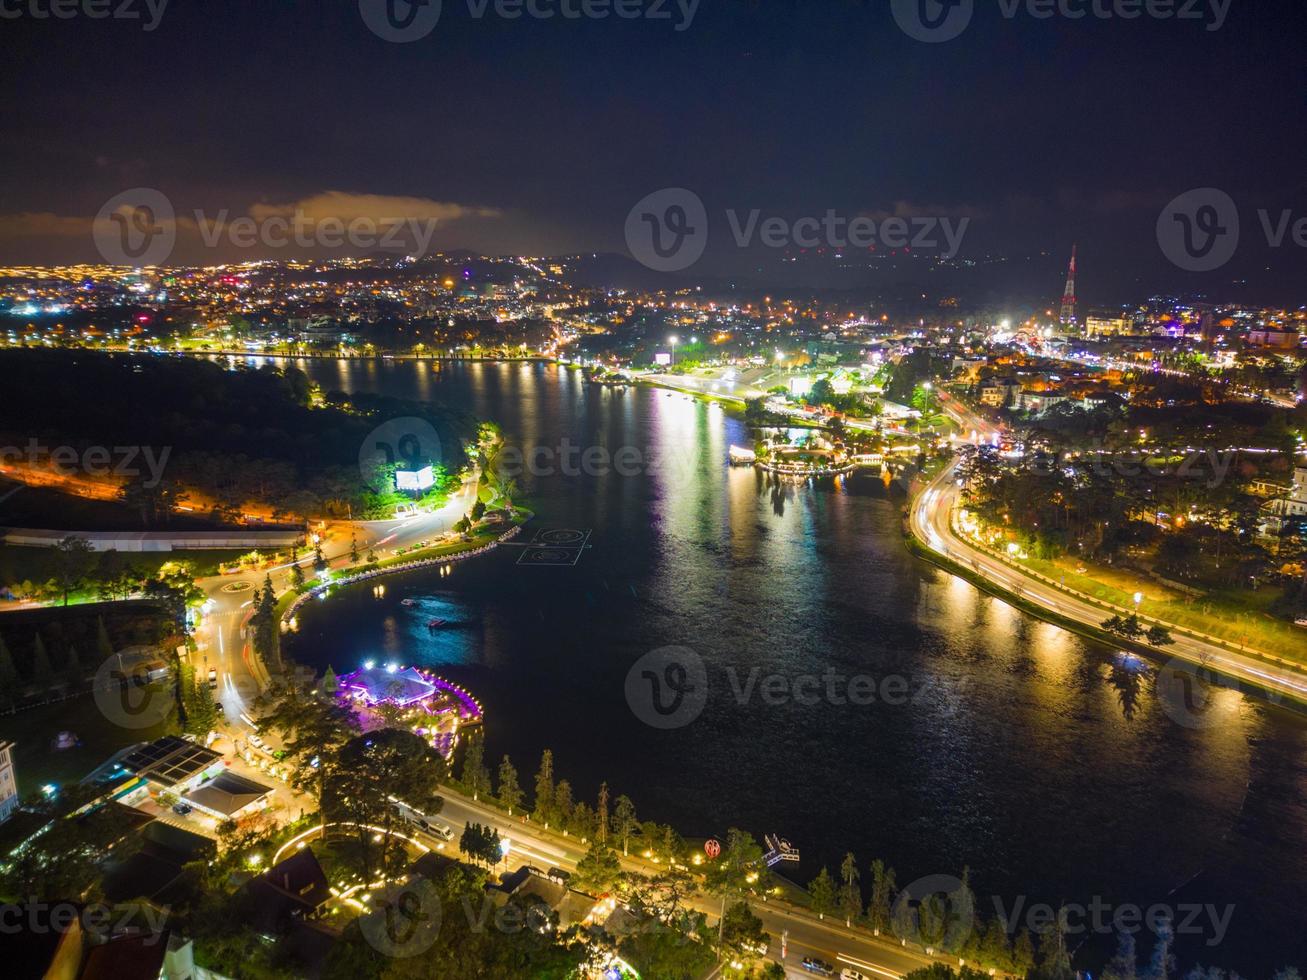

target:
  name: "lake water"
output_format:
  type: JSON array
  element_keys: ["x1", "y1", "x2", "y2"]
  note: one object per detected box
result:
[{"x1": 272, "y1": 357, "x2": 1307, "y2": 973}]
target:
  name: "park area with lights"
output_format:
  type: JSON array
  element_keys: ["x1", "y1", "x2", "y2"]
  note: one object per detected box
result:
[{"x1": 337, "y1": 662, "x2": 484, "y2": 758}]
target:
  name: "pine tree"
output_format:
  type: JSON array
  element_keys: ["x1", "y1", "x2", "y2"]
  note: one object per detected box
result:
[
  {"x1": 613, "y1": 794, "x2": 637, "y2": 855},
  {"x1": 553, "y1": 778, "x2": 574, "y2": 830},
  {"x1": 320, "y1": 664, "x2": 339, "y2": 696},
  {"x1": 839, "y1": 852, "x2": 862, "y2": 926},
  {"x1": 349, "y1": 535, "x2": 360, "y2": 564},
  {"x1": 1013, "y1": 928, "x2": 1037, "y2": 975},
  {"x1": 809, "y1": 867, "x2": 836, "y2": 919},
  {"x1": 1143, "y1": 918, "x2": 1175, "y2": 980},
  {"x1": 30, "y1": 633, "x2": 53, "y2": 690},
  {"x1": 313, "y1": 545, "x2": 327, "y2": 574},
  {"x1": 1102, "y1": 932, "x2": 1139, "y2": 980},
  {"x1": 290, "y1": 561, "x2": 305, "y2": 590},
  {"x1": 497, "y1": 756, "x2": 523, "y2": 814},
  {"x1": 570, "y1": 801, "x2": 595, "y2": 840},
  {"x1": 953, "y1": 866, "x2": 979, "y2": 957},
  {"x1": 250, "y1": 575, "x2": 281, "y2": 670},
  {"x1": 867, "y1": 858, "x2": 896, "y2": 934},
  {"x1": 980, "y1": 917, "x2": 1013, "y2": 974},
  {"x1": 533, "y1": 749, "x2": 555, "y2": 825},
  {"x1": 596, "y1": 781, "x2": 610, "y2": 844},
  {"x1": 1038, "y1": 907, "x2": 1074, "y2": 980},
  {"x1": 459, "y1": 734, "x2": 490, "y2": 799}
]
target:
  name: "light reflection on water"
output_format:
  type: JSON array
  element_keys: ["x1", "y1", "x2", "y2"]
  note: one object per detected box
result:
[{"x1": 284, "y1": 359, "x2": 1307, "y2": 972}]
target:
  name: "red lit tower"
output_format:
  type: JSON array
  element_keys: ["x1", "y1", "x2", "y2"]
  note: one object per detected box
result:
[{"x1": 1059, "y1": 245, "x2": 1078, "y2": 328}]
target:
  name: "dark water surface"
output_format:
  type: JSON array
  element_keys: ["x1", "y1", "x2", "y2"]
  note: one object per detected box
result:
[{"x1": 272, "y1": 358, "x2": 1307, "y2": 973}]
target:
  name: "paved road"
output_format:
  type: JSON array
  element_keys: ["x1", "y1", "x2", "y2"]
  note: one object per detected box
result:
[
  {"x1": 425, "y1": 788, "x2": 937, "y2": 979},
  {"x1": 911, "y1": 460, "x2": 1307, "y2": 706},
  {"x1": 194, "y1": 480, "x2": 478, "y2": 728}
]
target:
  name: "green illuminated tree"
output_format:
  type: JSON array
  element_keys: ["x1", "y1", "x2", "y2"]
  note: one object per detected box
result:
[
  {"x1": 497, "y1": 756, "x2": 523, "y2": 815},
  {"x1": 839, "y1": 851, "x2": 863, "y2": 926},
  {"x1": 867, "y1": 858, "x2": 897, "y2": 934},
  {"x1": 459, "y1": 733, "x2": 490, "y2": 800},
  {"x1": 612, "y1": 794, "x2": 637, "y2": 855},
  {"x1": 532, "y1": 749, "x2": 555, "y2": 825},
  {"x1": 809, "y1": 867, "x2": 836, "y2": 919},
  {"x1": 574, "y1": 839, "x2": 621, "y2": 893}
]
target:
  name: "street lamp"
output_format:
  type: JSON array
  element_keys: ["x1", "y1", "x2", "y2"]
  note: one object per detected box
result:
[{"x1": 1133, "y1": 592, "x2": 1143, "y2": 613}]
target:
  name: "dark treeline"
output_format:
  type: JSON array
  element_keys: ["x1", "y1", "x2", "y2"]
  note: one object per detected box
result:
[
  {"x1": 0, "y1": 605, "x2": 175, "y2": 708},
  {"x1": 0, "y1": 349, "x2": 476, "y2": 522}
]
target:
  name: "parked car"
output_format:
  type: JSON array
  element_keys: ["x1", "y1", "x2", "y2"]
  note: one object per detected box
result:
[
  {"x1": 172, "y1": 802, "x2": 193, "y2": 816},
  {"x1": 741, "y1": 936, "x2": 768, "y2": 957},
  {"x1": 208, "y1": 668, "x2": 218, "y2": 689},
  {"x1": 841, "y1": 970, "x2": 870, "y2": 980},
  {"x1": 801, "y1": 958, "x2": 835, "y2": 977}
]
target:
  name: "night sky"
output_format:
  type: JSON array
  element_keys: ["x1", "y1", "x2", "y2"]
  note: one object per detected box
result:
[{"x1": 3, "y1": 0, "x2": 1305, "y2": 302}]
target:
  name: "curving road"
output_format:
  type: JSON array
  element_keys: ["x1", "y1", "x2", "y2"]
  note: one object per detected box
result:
[
  {"x1": 911, "y1": 459, "x2": 1307, "y2": 707},
  {"x1": 194, "y1": 479, "x2": 478, "y2": 729}
]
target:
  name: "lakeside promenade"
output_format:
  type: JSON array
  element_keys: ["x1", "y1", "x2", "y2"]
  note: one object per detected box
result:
[{"x1": 910, "y1": 458, "x2": 1307, "y2": 708}]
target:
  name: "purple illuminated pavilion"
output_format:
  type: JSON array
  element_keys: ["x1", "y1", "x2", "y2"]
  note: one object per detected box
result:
[
  {"x1": 342, "y1": 665, "x2": 437, "y2": 707},
  {"x1": 337, "y1": 662, "x2": 484, "y2": 724}
]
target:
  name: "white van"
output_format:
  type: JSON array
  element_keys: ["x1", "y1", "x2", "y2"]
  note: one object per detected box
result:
[{"x1": 397, "y1": 802, "x2": 455, "y2": 840}]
